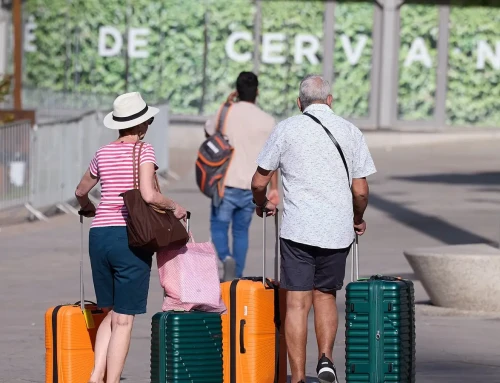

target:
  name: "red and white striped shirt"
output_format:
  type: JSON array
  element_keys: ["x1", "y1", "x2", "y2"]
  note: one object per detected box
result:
[{"x1": 89, "y1": 142, "x2": 157, "y2": 228}]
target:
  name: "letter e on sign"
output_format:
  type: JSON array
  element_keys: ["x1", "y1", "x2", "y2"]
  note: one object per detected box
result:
[
  {"x1": 262, "y1": 33, "x2": 286, "y2": 64},
  {"x1": 128, "y1": 28, "x2": 150, "y2": 59}
]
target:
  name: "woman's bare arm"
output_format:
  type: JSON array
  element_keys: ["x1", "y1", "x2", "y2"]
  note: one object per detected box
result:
[
  {"x1": 139, "y1": 162, "x2": 187, "y2": 219},
  {"x1": 75, "y1": 169, "x2": 98, "y2": 212}
]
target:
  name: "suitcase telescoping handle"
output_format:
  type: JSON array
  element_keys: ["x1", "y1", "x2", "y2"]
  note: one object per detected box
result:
[
  {"x1": 79, "y1": 215, "x2": 85, "y2": 312},
  {"x1": 162, "y1": 211, "x2": 192, "y2": 299},
  {"x1": 186, "y1": 211, "x2": 192, "y2": 234},
  {"x1": 262, "y1": 208, "x2": 280, "y2": 285},
  {"x1": 350, "y1": 234, "x2": 359, "y2": 282}
]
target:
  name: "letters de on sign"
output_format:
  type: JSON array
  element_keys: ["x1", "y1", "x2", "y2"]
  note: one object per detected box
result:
[{"x1": 98, "y1": 26, "x2": 150, "y2": 58}]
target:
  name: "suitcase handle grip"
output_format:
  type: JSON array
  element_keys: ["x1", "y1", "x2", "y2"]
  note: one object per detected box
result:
[
  {"x1": 350, "y1": 234, "x2": 359, "y2": 282},
  {"x1": 239, "y1": 319, "x2": 246, "y2": 354},
  {"x1": 262, "y1": 209, "x2": 279, "y2": 285}
]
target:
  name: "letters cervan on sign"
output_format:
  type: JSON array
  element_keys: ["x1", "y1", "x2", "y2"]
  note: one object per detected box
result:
[{"x1": 23, "y1": 21, "x2": 500, "y2": 70}]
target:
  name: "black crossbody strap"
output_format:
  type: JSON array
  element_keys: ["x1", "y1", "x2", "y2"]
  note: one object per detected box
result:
[{"x1": 303, "y1": 112, "x2": 350, "y2": 187}]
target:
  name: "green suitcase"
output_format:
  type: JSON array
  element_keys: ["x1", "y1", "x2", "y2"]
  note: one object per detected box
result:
[
  {"x1": 345, "y1": 238, "x2": 416, "y2": 383},
  {"x1": 151, "y1": 311, "x2": 223, "y2": 383}
]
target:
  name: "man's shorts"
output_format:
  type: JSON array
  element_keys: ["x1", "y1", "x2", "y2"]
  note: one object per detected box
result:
[
  {"x1": 280, "y1": 238, "x2": 351, "y2": 292},
  {"x1": 89, "y1": 226, "x2": 153, "y2": 315}
]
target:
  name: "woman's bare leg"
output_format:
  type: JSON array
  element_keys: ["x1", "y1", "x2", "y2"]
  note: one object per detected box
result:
[
  {"x1": 89, "y1": 308, "x2": 112, "y2": 383},
  {"x1": 105, "y1": 312, "x2": 135, "y2": 383}
]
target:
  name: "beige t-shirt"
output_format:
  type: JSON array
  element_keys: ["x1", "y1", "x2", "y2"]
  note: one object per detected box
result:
[{"x1": 205, "y1": 101, "x2": 276, "y2": 190}]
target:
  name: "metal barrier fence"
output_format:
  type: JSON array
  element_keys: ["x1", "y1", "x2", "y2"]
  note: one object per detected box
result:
[
  {"x1": 0, "y1": 103, "x2": 169, "y2": 217},
  {"x1": 0, "y1": 120, "x2": 31, "y2": 211},
  {"x1": 30, "y1": 102, "x2": 170, "y2": 212}
]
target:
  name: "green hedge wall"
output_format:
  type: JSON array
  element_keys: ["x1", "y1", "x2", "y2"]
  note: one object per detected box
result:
[
  {"x1": 446, "y1": 5, "x2": 500, "y2": 126},
  {"x1": 22, "y1": 0, "x2": 500, "y2": 127},
  {"x1": 204, "y1": 0, "x2": 255, "y2": 115},
  {"x1": 397, "y1": 4, "x2": 439, "y2": 121},
  {"x1": 333, "y1": 1, "x2": 374, "y2": 118},
  {"x1": 258, "y1": 1, "x2": 324, "y2": 119}
]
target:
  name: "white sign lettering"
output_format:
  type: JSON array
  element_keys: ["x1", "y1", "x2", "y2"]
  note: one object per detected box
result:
[
  {"x1": 99, "y1": 26, "x2": 123, "y2": 57},
  {"x1": 294, "y1": 34, "x2": 320, "y2": 65},
  {"x1": 225, "y1": 31, "x2": 253, "y2": 63},
  {"x1": 128, "y1": 28, "x2": 150, "y2": 58},
  {"x1": 20, "y1": 20, "x2": 500, "y2": 75},
  {"x1": 404, "y1": 37, "x2": 432, "y2": 68},
  {"x1": 477, "y1": 40, "x2": 500, "y2": 70},
  {"x1": 98, "y1": 27, "x2": 150, "y2": 58},
  {"x1": 262, "y1": 33, "x2": 286, "y2": 64},
  {"x1": 341, "y1": 34, "x2": 368, "y2": 66}
]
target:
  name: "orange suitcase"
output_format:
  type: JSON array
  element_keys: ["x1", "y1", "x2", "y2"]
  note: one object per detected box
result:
[
  {"x1": 45, "y1": 216, "x2": 107, "y2": 383},
  {"x1": 45, "y1": 301, "x2": 106, "y2": 383},
  {"x1": 221, "y1": 213, "x2": 287, "y2": 383}
]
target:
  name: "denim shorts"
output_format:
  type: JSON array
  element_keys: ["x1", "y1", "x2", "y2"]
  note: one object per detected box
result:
[
  {"x1": 89, "y1": 226, "x2": 153, "y2": 315},
  {"x1": 280, "y1": 238, "x2": 351, "y2": 293}
]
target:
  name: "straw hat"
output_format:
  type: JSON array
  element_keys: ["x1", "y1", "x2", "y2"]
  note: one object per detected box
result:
[{"x1": 103, "y1": 92, "x2": 159, "y2": 130}]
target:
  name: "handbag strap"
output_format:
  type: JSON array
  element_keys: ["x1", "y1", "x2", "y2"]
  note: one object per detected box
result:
[
  {"x1": 303, "y1": 112, "x2": 350, "y2": 188},
  {"x1": 132, "y1": 142, "x2": 145, "y2": 190},
  {"x1": 216, "y1": 101, "x2": 232, "y2": 135}
]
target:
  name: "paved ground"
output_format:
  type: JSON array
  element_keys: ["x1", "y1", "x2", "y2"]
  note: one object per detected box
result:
[{"x1": 2, "y1": 138, "x2": 500, "y2": 382}]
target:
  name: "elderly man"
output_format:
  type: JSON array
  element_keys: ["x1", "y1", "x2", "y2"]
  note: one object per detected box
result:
[{"x1": 251, "y1": 74, "x2": 376, "y2": 383}]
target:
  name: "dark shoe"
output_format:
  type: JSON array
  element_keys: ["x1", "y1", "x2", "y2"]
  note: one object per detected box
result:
[
  {"x1": 317, "y1": 353, "x2": 338, "y2": 383},
  {"x1": 223, "y1": 256, "x2": 236, "y2": 281}
]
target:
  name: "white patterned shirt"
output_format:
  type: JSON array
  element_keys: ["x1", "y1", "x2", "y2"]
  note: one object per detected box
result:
[{"x1": 257, "y1": 104, "x2": 377, "y2": 249}]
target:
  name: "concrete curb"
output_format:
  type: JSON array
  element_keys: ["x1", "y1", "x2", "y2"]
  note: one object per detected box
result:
[
  {"x1": 363, "y1": 130, "x2": 500, "y2": 149},
  {"x1": 416, "y1": 302, "x2": 500, "y2": 319}
]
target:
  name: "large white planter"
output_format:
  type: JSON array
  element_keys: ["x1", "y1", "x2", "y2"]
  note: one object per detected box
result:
[{"x1": 404, "y1": 244, "x2": 500, "y2": 312}]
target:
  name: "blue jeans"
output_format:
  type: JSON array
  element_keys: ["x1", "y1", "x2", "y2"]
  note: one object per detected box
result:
[{"x1": 210, "y1": 187, "x2": 254, "y2": 278}]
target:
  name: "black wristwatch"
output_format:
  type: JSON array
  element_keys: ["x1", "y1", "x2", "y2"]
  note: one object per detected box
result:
[{"x1": 252, "y1": 197, "x2": 269, "y2": 209}]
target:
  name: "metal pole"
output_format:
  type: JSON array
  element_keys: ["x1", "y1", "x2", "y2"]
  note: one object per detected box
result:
[
  {"x1": 435, "y1": 1, "x2": 450, "y2": 128},
  {"x1": 322, "y1": 0, "x2": 335, "y2": 85},
  {"x1": 12, "y1": 0, "x2": 22, "y2": 109},
  {"x1": 377, "y1": 0, "x2": 403, "y2": 129},
  {"x1": 252, "y1": 0, "x2": 262, "y2": 75}
]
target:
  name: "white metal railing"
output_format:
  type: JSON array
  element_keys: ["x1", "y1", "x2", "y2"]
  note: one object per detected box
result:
[
  {"x1": 0, "y1": 103, "x2": 170, "y2": 219},
  {"x1": 0, "y1": 119, "x2": 31, "y2": 211}
]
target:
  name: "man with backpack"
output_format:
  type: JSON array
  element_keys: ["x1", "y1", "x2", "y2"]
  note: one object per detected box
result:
[
  {"x1": 251, "y1": 74, "x2": 376, "y2": 383},
  {"x1": 203, "y1": 71, "x2": 279, "y2": 281}
]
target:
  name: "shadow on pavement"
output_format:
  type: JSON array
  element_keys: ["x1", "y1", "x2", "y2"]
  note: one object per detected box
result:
[
  {"x1": 417, "y1": 360, "x2": 500, "y2": 381},
  {"x1": 369, "y1": 193, "x2": 497, "y2": 246},
  {"x1": 392, "y1": 171, "x2": 500, "y2": 186}
]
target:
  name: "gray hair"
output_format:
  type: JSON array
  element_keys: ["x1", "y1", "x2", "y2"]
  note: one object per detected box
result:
[{"x1": 298, "y1": 74, "x2": 331, "y2": 110}]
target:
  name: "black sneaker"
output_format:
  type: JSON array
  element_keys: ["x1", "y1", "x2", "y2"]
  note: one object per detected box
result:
[{"x1": 317, "y1": 353, "x2": 338, "y2": 383}]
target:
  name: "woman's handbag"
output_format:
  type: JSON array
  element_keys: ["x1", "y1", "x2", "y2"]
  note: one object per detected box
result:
[
  {"x1": 156, "y1": 220, "x2": 226, "y2": 313},
  {"x1": 120, "y1": 142, "x2": 189, "y2": 252}
]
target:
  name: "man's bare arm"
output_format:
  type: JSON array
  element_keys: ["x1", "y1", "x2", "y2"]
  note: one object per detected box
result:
[
  {"x1": 251, "y1": 167, "x2": 274, "y2": 206},
  {"x1": 352, "y1": 178, "x2": 369, "y2": 224}
]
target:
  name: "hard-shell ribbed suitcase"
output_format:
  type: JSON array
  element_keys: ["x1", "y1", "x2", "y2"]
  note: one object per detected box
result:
[
  {"x1": 220, "y1": 213, "x2": 287, "y2": 383},
  {"x1": 345, "y1": 237, "x2": 416, "y2": 383},
  {"x1": 150, "y1": 311, "x2": 223, "y2": 382},
  {"x1": 45, "y1": 302, "x2": 106, "y2": 383},
  {"x1": 45, "y1": 216, "x2": 107, "y2": 383},
  {"x1": 150, "y1": 213, "x2": 224, "y2": 383}
]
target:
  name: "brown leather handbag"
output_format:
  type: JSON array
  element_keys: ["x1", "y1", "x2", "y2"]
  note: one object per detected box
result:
[{"x1": 120, "y1": 142, "x2": 189, "y2": 252}]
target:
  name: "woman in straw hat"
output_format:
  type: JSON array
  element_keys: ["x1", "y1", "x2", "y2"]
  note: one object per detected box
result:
[{"x1": 75, "y1": 92, "x2": 187, "y2": 383}]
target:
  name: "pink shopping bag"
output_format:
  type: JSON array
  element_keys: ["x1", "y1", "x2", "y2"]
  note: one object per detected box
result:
[{"x1": 156, "y1": 234, "x2": 226, "y2": 313}]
